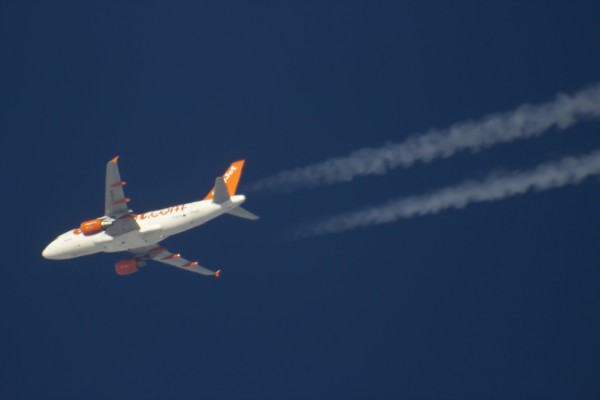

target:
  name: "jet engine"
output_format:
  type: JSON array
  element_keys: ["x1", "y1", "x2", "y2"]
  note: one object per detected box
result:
[
  {"x1": 80, "y1": 218, "x2": 113, "y2": 236},
  {"x1": 115, "y1": 258, "x2": 142, "y2": 275}
]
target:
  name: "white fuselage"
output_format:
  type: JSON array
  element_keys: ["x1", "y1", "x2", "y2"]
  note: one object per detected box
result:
[{"x1": 42, "y1": 195, "x2": 246, "y2": 260}]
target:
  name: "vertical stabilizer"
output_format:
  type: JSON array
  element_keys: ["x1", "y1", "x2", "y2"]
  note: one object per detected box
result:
[
  {"x1": 211, "y1": 177, "x2": 230, "y2": 204},
  {"x1": 204, "y1": 160, "x2": 245, "y2": 201}
]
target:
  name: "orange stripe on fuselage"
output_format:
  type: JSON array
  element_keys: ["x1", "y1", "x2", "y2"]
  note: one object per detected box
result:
[{"x1": 138, "y1": 205, "x2": 186, "y2": 220}]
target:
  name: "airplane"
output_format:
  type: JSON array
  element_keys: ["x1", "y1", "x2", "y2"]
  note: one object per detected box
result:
[{"x1": 42, "y1": 157, "x2": 258, "y2": 277}]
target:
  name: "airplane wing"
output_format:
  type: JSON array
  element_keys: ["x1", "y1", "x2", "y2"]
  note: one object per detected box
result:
[
  {"x1": 105, "y1": 156, "x2": 139, "y2": 236},
  {"x1": 130, "y1": 244, "x2": 220, "y2": 277}
]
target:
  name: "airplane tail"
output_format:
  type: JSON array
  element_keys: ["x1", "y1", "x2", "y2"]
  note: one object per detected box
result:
[
  {"x1": 204, "y1": 160, "x2": 260, "y2": 220},
  {"x1": 204, "y1": 160, "x2": 245, "y2": 201}
]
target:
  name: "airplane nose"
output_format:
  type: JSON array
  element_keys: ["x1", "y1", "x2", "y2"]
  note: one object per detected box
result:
[
  {"x1": 42, "y1": 246, "x2": 51, "y2": 259},
  {"x1": 42, "y1": 243, "x2": 58, "y2": 259}
]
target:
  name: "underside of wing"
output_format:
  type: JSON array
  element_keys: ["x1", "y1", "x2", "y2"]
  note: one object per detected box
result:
[
  {"x1": 105, "y1": 156, "x2": 132, "y2": 218},
  {"x1": 130, "y1": 244, "x2": 220, "y2": 277},
  {"x1": 105, "y1": 156, "x2": 139, "y2": 236}
]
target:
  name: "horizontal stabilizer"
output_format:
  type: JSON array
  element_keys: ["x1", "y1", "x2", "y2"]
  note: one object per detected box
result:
[
  {"x1": 227, "y1": 206, "x2": 259, "y2": 220},
  {"x1": 212, "y1": 177, "x2": 230, "y2": 204}
]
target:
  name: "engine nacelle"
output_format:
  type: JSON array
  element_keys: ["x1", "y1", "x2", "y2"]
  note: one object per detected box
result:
[
  {"x1": 115, "y1": 259, "x2": 140, "y2": 276},
  {"x1": 80, "y1": 218, "x2": 113, "y2": 236}
]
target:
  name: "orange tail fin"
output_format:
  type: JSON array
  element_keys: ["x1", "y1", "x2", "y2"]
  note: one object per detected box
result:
[{"x1": 204, "y1": 160, "x2": 245, "y2": 200}]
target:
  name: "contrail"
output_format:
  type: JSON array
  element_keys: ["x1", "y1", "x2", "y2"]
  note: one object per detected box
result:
[
  {"x1": 249, "y1": 84, "x2": 600, "y2": 193},
  {"x1": 296, "y1": 149, "x2": 600, "y2": 237}
]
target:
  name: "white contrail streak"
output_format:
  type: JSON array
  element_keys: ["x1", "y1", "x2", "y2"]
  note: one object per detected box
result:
[
  {"x1": 297, "y1": 149, "x2": 600, "y2": 237},
  {"x1": 249, "y1": 84, "x2": 600, "y2": 193}
]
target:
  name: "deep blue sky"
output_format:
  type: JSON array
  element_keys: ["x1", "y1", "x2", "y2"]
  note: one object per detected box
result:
[{"x1": 2, "y1": 2, "x2": 600, "y2": 399}]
